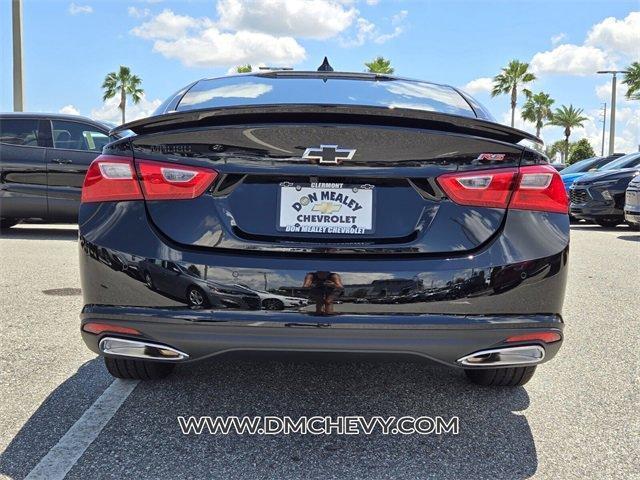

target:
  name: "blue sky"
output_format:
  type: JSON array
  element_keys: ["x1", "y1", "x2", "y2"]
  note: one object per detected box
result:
[{"x1": 1, "y1": 0, "x2": 638, "y2": 153}]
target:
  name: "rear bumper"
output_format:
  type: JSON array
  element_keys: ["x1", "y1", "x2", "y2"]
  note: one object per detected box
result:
[
  {"x1": 81, "y1": 309, "x2": 564, "y2": 367},
  {"x1": 79, "y1": 201, "x2": 569, "y2": 368}
]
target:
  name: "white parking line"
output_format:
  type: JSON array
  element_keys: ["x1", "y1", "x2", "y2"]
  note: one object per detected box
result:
[{"x1": 24, "y1": 379, "x2": 139, "y2": 480}]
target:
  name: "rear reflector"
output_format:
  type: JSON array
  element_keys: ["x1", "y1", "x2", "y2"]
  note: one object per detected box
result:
[
  {"x1": 82, "y1": 322, "x2": 141, "y2": 336},
  {"x1": 81, "y1": 155, "x2": 218, "y2": 203},
  {"x1": 437, "y1": 164, "x2": 568, "y2": 213},
  {"x1": 505, "y1": 331, "x2": 562, "y2": 343}
]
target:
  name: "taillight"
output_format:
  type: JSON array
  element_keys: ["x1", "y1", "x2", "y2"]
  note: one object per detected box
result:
[
  {"x1": 437, "y1": 164, "x2": 568, "y2": 213},
  {"x1": 510, "y1": 165, "x2": 568, "y2": 213},
  {"x1": 437, "y1": 168, "x2": 517, "y2": 208},
  {"x1": 81, "y1": 156, "x2": 142, "y2": 203},
  {"x1": 136, "y1": 160, "x2": 218, "y2": 200},
  {"x1": 81, "y1": 156, "x2": 218, "y2": 203}
]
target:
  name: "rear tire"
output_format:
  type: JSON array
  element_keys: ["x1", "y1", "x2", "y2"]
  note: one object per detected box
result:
[
  {"x1": 0, "y1": 218, "x2": 19, "y2": 230},
  {"x1": 465, "y1": 366, "x2": 536, "y2": 387},
  {"x1": 596, "y1": 219, "x2": 620, "y2": 228},
  {"x1": 104, "y1": 356, "x2": 175, "y2": 380}
]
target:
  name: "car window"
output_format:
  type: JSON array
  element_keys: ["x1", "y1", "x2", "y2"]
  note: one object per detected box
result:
[
  {"x1": 599, "y1": 153, "x2": 640, "y2": 171},
  {"x1": 0, "y1": 118, "x2": 39, "y2": 146},
  {"x1": 51, "y1": 120, "x2": 108, "y2": 152}
]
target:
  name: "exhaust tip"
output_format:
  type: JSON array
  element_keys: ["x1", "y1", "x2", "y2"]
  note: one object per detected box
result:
[
  {"x1": 99, "y1": 337, "x2": 189, "y2": 361},
  {"x1": 457, "y1": 345, "x2": 545, "y2": 367}
]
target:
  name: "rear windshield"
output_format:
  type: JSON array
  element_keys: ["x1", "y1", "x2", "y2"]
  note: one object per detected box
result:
[{"x1": 175, "y1": 75, "x2": 477, "y2": 118}]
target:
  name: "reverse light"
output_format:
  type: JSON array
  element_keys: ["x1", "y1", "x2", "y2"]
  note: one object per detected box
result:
[
  {"x1": 81, "y1": 155, "x2": 218, "y2": 203},
  {"x1": 137, "y1": 160, "x2": 218, "y2": 200},
  {"x1": 437, "y1": 164, "x2": 568, "y2": 213}
]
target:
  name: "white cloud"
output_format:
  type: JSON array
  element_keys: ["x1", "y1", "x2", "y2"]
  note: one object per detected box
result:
[
  {"x1": 550, "y1": 32, "x2": 566, "y2": 45},
  {"x1": 128, "y1": 6, "x2": 151, "y2": 18},
  {"x1": 595, "y1": 80, "x2": 631, "y2": 104},
  {"x1": 216, "y1": 0, "x2": 357, "y2": 39},
  {"x1": 585, "y1": 11, "x2": 640, "y2": 57},
  {"x1": 90, "y1": 95, "x2": 162, "y2": 125},
  {"x1": 341, "y1": 10, "x2": 408, "y2": 46},
  {"x1": 530, "y1": 44, "x2": 614, "y2": 76},
  {"x1": 59, "y1": 104, "x2": 80, "y2": 115},
  {"x1": 69, "y1": 3, "x2": 93, "y2": 15},
  {"x1": 132, "y1": 9, "x2": 306, "y2": 67},
  {"x1": 131, "y1": 9, "x2": 211, "y2": 40},
  {"x1": 366, "y1": 0, "x2": 380, "y2": 4},
  {"x1": 461, "y1": 77, "x2": 493, "y2": 95}
]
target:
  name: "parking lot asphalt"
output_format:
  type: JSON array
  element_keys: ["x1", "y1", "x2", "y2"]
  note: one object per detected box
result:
[{"x1": 0, "y1": 223, "x2": 638, "y2": 479}]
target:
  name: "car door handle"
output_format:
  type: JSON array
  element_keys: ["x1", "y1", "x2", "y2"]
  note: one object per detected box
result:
[{"x1": 51, "y1": 158, "x2": 73, "y2": 164}]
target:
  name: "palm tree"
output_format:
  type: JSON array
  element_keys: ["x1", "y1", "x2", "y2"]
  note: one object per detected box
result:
[
  {"x1": 622, "y1": 62, "x2": 640, "y2": 100},
  {"x1": 102, "y1": 66, "x2": 144, "y2": 125},
  {"x1": 236, "y1": 65, "x2": 252, "y2": 73},
  {"x1": 365, "y1": 56, "x2": 394, "y2": 74},
  {"x1": 491, "y1": 60, "x2": 536, "y2": 127},
  {"x1": 548, "y1": 105, "x2": 588, "y2": 161},
  {"x1": 521, "y1": 91, "x2": 555, "y2": 138}
]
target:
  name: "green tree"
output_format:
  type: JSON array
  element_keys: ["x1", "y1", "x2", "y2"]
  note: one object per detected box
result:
[
  {"x1": 568, "y1": 139, "x2": 596, "y2": 165},
  {"x1": 491, "y1": 60, "x2": 536, "y2": 127},
  {"x1": 236, "y1": 64, "x2": 252, "y2": 73},
  {"x1": 365, "y1": 56, "x2": 394, "y2": 74},
  {"x1": 521, "y1": 91, "x2": 554, "y2": 138},
  {"x1": 546, "y1": 139, "x2": 568, "y2": 162},
  {"x1": 622, "y1": 62, "x2": 640, "y2": 100},
  {"x1": 101, "y1": 66, "x2": 144, "y2": 125},
  {"x1": 548, "y1": 105, "x2": 588, "y2": 161}
]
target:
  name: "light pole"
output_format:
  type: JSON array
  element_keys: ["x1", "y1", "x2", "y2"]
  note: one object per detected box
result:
[
  {"x1": 12, "y1": 0, "x2": 24, "y2": 111},
  {"x1": 599, "y1": 103, "x2": 606, "y2": 157},
  {"x1": 597, "y1": 70, "x2": 629, "y2": 155}
]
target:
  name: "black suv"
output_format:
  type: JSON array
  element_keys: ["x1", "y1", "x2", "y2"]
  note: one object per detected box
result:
[{"x1": 0, "y1": 113, "x2": 115, "y2": 229}]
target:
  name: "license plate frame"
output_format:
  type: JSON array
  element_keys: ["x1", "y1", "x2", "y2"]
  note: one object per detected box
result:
[{"x1": 277, "y1": 182, "x2": 375, "y2": 235}]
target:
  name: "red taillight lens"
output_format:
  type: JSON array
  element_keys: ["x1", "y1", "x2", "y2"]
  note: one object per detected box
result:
[
  {"x1": 437, "y1": 168, "x2": 517, "y2": 208},
  {"x1": 82, "y1": 322, "x2": 141, "y2": 335},
  {"x1": 81, "y1": 156, "x2": 142, "y2": 203},
  {"x1": 510, "y1": 165, "x2": 568, "y2": 214},
  {"x1": 505, "y1": 331, "x2": 562, "y2": 343},
  {"x1": 81, "y1": 156, "x2": 218, "y2": 203},
  {"x1": 137, "y1": 160, "x2": 218, "y2": 200},
  {"x1": 437, "y1": 164, "x2": 568, "y2": 213}
]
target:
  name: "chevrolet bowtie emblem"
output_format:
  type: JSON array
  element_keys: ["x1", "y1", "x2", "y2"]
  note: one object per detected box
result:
[
  {"x1": 312, "y1": 202, "x2": 342, "y2": 214},
  {"x1": 302, "y1": 145, "x2": 356, "y2": 164}
]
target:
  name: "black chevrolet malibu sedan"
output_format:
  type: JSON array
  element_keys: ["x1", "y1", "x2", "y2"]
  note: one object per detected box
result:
[{"x1": 78, "y1": 70, "x2": 569, "y2": 386}]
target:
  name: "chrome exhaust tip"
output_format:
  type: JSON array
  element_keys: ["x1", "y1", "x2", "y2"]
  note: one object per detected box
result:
[
  {"x1": 457, "y1": 345, "x2": 545, "y2": 367},
  {"x1": 99, "y1": 337, "x2": 189, "y2": 361}
]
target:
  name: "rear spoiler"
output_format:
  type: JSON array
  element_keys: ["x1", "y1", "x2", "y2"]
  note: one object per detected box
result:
[{"x1": 111, "y1": 104, "x2": 542, "y2": 146}]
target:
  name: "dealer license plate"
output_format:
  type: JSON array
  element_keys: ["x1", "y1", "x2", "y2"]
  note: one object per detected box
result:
[{"x1": 278, "y1": 182, "x2": 374, "y2": 235}]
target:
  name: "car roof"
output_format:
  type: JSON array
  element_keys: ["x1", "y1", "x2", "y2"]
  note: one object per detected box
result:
[{"x1": 0, "y1": 112, "x2": 112, "y2": 130}]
